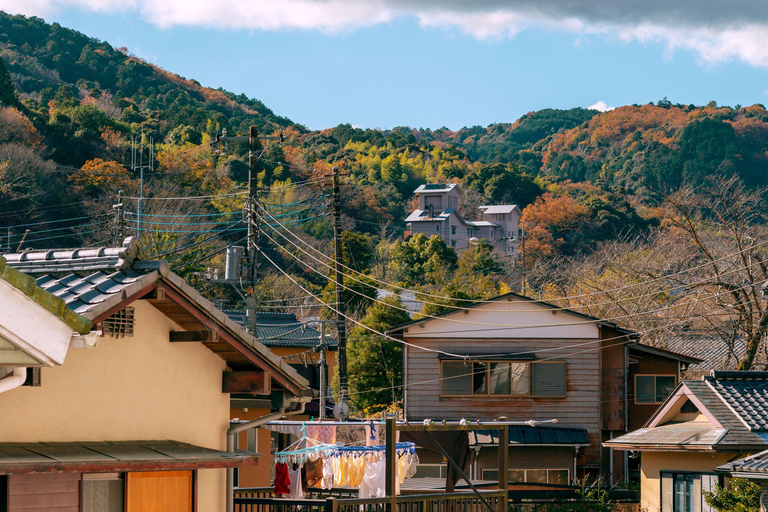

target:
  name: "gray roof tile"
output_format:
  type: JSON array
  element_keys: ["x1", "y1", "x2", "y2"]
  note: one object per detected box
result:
[{"x1": 226, "y1": 312, "x2": 337, "y2": 349}]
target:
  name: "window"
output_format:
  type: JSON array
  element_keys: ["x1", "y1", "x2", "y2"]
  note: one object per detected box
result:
[
  {"x1": 451, "y1": 225, "x2": 456, "y2": 235},
  {"x1": 441, "y1": 360, "x2": 565, "y2": 397},
  {"x1": 83, "y1": 473, "x2": 124, "y2": 512},
  {"x1": 661, "y1": 472, "x2": 719, "y2": 512},
  {"x1": 482, "y1": 469, "x2": 570, "y2": 485},
  {"x1": 635, "y1": 375, "x2": 676, "y2": 404},
  {"x1": 451, "y1": 240, "x2": 456, "y2": 248}
]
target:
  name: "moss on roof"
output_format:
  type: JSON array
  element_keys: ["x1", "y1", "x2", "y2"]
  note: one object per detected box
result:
[{"x1": 0, "y1": 256, "x2": 91, "y2": 335}]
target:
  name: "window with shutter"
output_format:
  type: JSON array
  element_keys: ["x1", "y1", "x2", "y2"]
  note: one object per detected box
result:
[{"x1": 531, "y1": 362, "x2": 566, "y2": 397}]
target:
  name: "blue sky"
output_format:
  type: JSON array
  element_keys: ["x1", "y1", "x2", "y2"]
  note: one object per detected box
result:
[{"x1": 4, "y1": 1, "x2": 768, "y2": 130}]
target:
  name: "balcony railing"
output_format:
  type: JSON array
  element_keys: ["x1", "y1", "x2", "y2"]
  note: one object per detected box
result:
[{"x1": 233, "y1": 489, "x2": 506, "y2": 512}]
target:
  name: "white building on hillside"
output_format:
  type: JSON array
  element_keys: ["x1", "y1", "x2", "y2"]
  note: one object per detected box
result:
[{"x1": 404, "y1": 183, "x2": 520, "y2": 258}]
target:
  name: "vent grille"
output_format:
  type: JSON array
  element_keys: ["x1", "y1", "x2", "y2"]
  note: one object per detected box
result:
[{"x1": 102, "y1": 308, "x2": 135, "y2": 338}]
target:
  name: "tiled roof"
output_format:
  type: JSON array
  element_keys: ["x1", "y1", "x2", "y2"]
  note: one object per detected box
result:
[
  {"x1": 226, "y1": 312, "x2": 337, "y2": 349},
  {"x1": 0, "y1": 255, "x2": 91, "y2": 334},
  {"x1": 717, "y1": 449, "x2": 768, "y2": 475},
  {"x1": 705, "y1": 371, "x2": 768, "y2": 431},
  {"x1": 663, "y1": 332, "x2": 765, "y2": 376},
  {"x1": 2, "y1": 239, "x2": 310, "y2": 392},
  {"x1": 607, "y1": 372, "x2": 768, "y2": 451}
]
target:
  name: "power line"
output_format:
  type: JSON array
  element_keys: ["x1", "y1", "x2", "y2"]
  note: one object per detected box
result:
[
  {"x1": 257, "y1": 219, "x2": 766, "y2": 332},
  {"x1": 258, "y1": 206, "x2": 768, "y2": 314}
]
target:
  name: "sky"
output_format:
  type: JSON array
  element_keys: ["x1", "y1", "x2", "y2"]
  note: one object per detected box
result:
[{"x1": 3, "y1": 1, "x2": 768, "y2": 131}]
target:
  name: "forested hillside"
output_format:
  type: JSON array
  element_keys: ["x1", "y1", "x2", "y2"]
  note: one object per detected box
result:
[{"x1": 4, "y1": 13, "x2": 768, "y2": 409}]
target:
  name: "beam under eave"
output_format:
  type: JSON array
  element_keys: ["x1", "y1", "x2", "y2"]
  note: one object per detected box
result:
[
  {"x1": 223, "y1": 371, "x2": 270, "y2": 394},
  {"x1": 169, "y1": 330, "x2": 217, "y2": 342}
]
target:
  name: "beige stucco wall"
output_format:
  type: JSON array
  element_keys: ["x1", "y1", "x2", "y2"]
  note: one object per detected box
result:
[
  {"x1": 640, "y1": 451, "x2": 741, "y2": 512},
  {"x1": 0, "y1": 300, "x2": 230, "y2": 512}
]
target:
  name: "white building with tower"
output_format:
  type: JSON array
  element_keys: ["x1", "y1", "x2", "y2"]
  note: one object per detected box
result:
[{"x1": 405, "y1": 183, "x2": 520, "y2": 258}]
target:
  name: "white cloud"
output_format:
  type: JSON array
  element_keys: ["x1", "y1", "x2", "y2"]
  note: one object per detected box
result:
[
  {"x1": 588, "y1": 101, "x2": 615, "y2": 112},
  {"x1": 5, "y1": 0, "x2": 768, "y2": 68}
]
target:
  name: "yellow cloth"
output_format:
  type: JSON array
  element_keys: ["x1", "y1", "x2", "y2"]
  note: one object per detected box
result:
[
  {"x1": 397, "y1": 453, "x2": 409, "y2": 484},
  {"x1": 348, "y1": 456, "x2": 365, "y2": 487},
  {"x1": 333, "y1": 456, "x2": 343, "y2": 487}
]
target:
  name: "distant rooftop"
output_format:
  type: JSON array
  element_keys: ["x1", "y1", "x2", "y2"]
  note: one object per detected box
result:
[
  {"x1": 479, "y1": 205, "x2": 519, "y2": 215},
  {"x1": 414, "y1": 183, "x2": 458, "y2": 194},
  {"x1": 225, "y1": 311, "x2": 337, "y2": 349}
]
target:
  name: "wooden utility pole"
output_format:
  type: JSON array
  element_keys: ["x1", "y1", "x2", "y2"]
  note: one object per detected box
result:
[
  {"x1": 246, "y1": 126, "x2": 259, "y2": 332},
  {"x1": 332, "y1": 166, "x2": 348, "y2": 409},
  {"x1": 113, "y1": 190, "x2": 125, "y2": 245}
]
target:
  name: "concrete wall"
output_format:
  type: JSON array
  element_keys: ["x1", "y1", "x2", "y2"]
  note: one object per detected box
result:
[
  {"x1": 0, "y1": 300, "x2": 230, "y2": 512},
  {"x1": 640, "y1": 451, "x2": 738, "y2": 512}
]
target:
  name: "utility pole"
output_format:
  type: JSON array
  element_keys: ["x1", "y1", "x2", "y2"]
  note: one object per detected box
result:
[
  {"x1": 246, "y1": 126, "x2": 259, "y2": 332},
  {"x1": 519, "y1": 220, "x2": 526, "y2": 295},
  {"x1": 332, "y1": 166, "x2": 348, "y2": 414},
  {"x1": 319, "y1": 322, "x2": 327, "y2": 419},
  {"x1": 210, "y1": 126, "x2": 283, "y2": 334}
]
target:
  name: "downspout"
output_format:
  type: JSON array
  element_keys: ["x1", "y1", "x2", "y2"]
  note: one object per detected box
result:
[
  {"x1": 0, "y1": 367, "x2": 27, "y2": 394},
  {"x1": 226, "y1": 397, "x2": 311, "y2": 512}
]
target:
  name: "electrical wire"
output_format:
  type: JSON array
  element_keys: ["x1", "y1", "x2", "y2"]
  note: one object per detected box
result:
[
  {"x1": 258, "y1": 206, "x2": 768, "y2": 313},
  {"x1": 257, "y1": 221, "x2": 767, "y2": 333}
]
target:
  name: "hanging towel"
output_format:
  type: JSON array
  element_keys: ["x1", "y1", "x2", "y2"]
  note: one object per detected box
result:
[{"x1": 274, "y1": 462, "x2": 291, "y2": 495}]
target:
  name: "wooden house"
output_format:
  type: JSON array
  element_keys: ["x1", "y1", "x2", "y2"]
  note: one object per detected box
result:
[
  {"x1": 387, "y1": 292, "x2": 701, "y2": 485},
  {"x1": 605, "y1": 371, "x2": 768, "y2": 512},
  {"x1": 0, "y1": 238, "x2": 309, "y2": 512}
]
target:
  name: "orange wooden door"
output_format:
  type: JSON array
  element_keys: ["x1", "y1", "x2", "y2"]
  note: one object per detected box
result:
[{"x1": 125, "y1": 471, "x2": 193, "y2": 512}]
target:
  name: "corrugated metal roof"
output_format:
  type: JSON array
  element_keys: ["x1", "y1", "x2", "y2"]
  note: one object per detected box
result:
[{"x1": 469, "y1": 426, "x2": 590, "y2": 446}]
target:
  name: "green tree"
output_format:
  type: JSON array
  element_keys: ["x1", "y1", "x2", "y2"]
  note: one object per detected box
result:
[
  {"x1": 703, "y1": 479, "x2": 760, "y2": 512},
  {"x1": 389, "y1": 233, "x2": 457, "y2": 287},
  {"x1": 0, "y1": 57, "x2": 18, "y2": 107},
  {"x1": 347, "y1": 295, "x2": 411, "y2": 413}
]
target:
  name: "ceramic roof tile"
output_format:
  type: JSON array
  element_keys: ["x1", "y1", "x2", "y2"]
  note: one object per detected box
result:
[
  {"x1": 718, "y1": 449, "x2": 768, "y2": 475},
  {"x1": 705, "y1": 372, "x2": 768, "y2": 431},
  {"x1": 226, "y1": 312, "x2": 338, "y2": 349},
  {"x1": 0, "y1": 256, "x2": 91, "y2": 335}
]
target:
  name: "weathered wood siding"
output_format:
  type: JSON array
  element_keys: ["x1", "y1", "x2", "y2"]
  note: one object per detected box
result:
[
  {"x1": 404, "y1": 336, "x2": 602, "y2": 462},
  {"x1": 8, "y1": 473, "x2": 79, "y2": 512},
  {"x1": 600, "y1": 327, "x2": 628, "y2": 431},
  {"x1": 628, "y1": 352, "x2": 680, "y2": 431}
]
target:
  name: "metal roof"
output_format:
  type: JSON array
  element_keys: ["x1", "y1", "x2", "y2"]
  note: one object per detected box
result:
[
  {"x1": 479, "y1": 205, "x2": 518, "y2": 215},
  {"x1": 469, "y1": 425, "x2": 590, "y2": 446},
  {"x1": 0, "y1": 440, "x2": 253, "y2": 474},
  {"x1": 414, "y1": 183, "x2": 458, "y2": 194}
]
